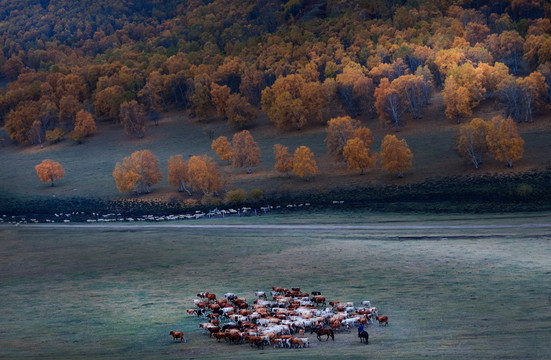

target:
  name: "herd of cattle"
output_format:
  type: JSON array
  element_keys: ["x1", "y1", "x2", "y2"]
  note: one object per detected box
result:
[{"x1": 171, "y1": 286, "x2": 389, "y2": 349}]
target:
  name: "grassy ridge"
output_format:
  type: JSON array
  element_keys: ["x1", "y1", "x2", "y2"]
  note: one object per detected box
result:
[
  {"x1": 1, "y1": 215, "x2": 550, "y2": 359},
  {"x1": 2, "y1": 102, "x2": 551, "y2": 215}
]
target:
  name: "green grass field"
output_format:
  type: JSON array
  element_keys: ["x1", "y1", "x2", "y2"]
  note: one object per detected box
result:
[{"x1": 1, "y1": 212, "x2": 550, "y2": 359}]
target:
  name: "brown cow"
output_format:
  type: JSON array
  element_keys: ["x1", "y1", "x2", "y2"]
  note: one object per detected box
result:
[
  {"x1": 212, "y1": 332, "x2": 225, "y2": 342},
  {"x1": 206, "y1": 292, "x2": 217, "y2": 302},
  {"x1": 208, "y1": 326, "x2": 221, "y2": 337},
  {"x1": 376, "y1": 315, "x2": 389, "y2": 326},
  {"x1": 169, "y1": 331, "x2": 185, "y2": 342}
]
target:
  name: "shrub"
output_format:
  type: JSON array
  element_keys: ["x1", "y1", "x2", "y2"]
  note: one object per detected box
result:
[
  {"x1": 201, "y1": 193, "x2": 220, "y2": 206},
  {"x1": 516, "y1": 184, "x2": 533, "y2": 197},
  {"x1": 184, "y1": 198, "x2": 198, "y2": 207},
  {"x1": 68, "y1": 131, "x2": 85, "y2": 143},
  {"x1": 225, "y1": 189, "x2": 247, "y2": 204},
  {"x1": 248, "y1": 188, "x2": 264, "y2": 202},
  {"x1": 45, "y1": 128, "x2": 65, "y2": 144}
]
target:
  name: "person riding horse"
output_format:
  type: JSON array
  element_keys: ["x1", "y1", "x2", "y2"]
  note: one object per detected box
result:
[{"x1": 358, "y1": 323, "x2": 365, "y2": 337}]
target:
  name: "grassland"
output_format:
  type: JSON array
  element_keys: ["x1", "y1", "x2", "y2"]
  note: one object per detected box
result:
[
  {"x1": 1, "y1": 211, "x2": 550, "y2": 359},
  {"x1": 1, "y1": 95, "x2": 551, "y2": 208}
]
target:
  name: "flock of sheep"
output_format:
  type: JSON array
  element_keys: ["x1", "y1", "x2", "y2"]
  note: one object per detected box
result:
[{"x1": 172, "y1": 286, "x2": 389, "y2": 350}]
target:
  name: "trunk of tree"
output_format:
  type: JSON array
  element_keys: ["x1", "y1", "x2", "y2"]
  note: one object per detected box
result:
[{"x1": 179, "y1": 180, "x2": 192, "y2": 196}]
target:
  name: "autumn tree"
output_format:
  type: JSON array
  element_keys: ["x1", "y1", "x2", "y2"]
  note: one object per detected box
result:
[
  {"x1": 210, "y1": 83, "x2": 231, "y2": 117},
  {"x1": 392, "y1": 74, "x2": 428, "y2": 120},
  {"x1": 168, "y1": 155, "x2": 192, "y2": 195},
  {"x1": 35, "y1": 159, "x2": 65, "y2": 187},
  {"x1": 231, "y1": 130, "x2": 261, "y2": 173},
  {"x1": 211, "y1": 136, "x2": 233, "y2": 162},
  {"x1": 225, "y1": 93, "x2": 257, "y2": 129},
  {"x1": 486, "y1": 116, "x2": 524, "y2": 167},
  {"x1": 273, "y1": 144, "x2": 294, "y2": 177},
  {"x1": 497, "y1": 75, "x2": 524, "y2": 122},
  {"x1": 113, "y1": 150, "x2": 162, "y2": 195},
  {"x1": 187, "y1": 155, "x2": 222, "y2": 195},
  {"x1": 456, "y1": 118, "x2": 490, "y2": 169},
  {"x1": 517, "y1": 71, "x2": 548, "y2": 122},
  {"x1": 374, "y1": 78, "x2": 407, "y2": 131},
  {"x1": 343, "y1": 137, "x2": 377, "y2": 175},
  {"x1": 261, "y1": 74, "x2": 326, "y2": 130},
  {"x1": 442, "y1": 76, "x2": 474, "y2": 123},
  {"x1": 5, "y1": 101, "x2": 40, "y2": 144},
  {"x1": 293, "y1": 146, "x2": 318, "y2": 181},
  {"x1": 119, "y1": 100, "x2": 147, "y2": 138},
  {"x1": 380, "y1": 135, "x2": 413, "y2": 178},
  {"x1": 325, "y1": 116, "x2": 360, "y2": 161},
  {"x1": 93, "y1": 85, "x2": 127, "y2": 121},
  {"x1": 58, "y1": 95, "x2": 82, "y2": 124},
  {"x1": 71, "y1": 110, "x2": 96, "y2": 141}
]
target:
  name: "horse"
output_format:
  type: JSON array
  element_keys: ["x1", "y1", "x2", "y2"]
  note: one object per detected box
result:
[
  {"x1": 310, "y1": 327, "x2": 334, "y2": 341},
  {"x1": 169, "y1": 331, "x2": 185, "y2": 342},
  {"x1": 359, "y1": 330, "x2": 369, "y2": 344}
]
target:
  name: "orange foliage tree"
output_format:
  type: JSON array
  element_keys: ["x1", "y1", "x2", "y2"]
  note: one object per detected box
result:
[
  {"x1": 325, "y1": 116, "x2": 360, "y2": 161},
  {"x1": 113, "y1": 150, "x2": 162, "y2": 194},
  {"x1": 456, "y1": 118, "x2": 490, "y2": 169},
  {"x1": 35, "y1": 159, "x2": 65, "y2": 187},
  {"x1": 168, "y1": 154, "x2": 192, "y2": 195},
  {"x1": 380, "y1": 135, "x2": 413, "y2": 178},
  {"x1": 343, "y1": 137, "x2": 377, "y2": 175},
  {"x1": 71, "y1": 110, "x2": 96, "y2": 141},
  {"x1": 211, "y1": 136, "x2": 233, "y2": 162},
  {"x1": 210, "y1": 83, "x2": 231, "y2": 117},
  {"x1": 374, "y1": 78, "x2": 407, "y2": 131},
  {"x1": 273, "y1": 144, "x2": 294, "y2": 177},
  {"x1": 293, "y1": 146, "x2": 318, "y2": 181},
  {"x1": 486, "y1": 116, "x2": 524, "y2": 167},
  {"x1": 231, "y1": 130, "x2": 261, "y2": 173},
  {"x1": 225, "y1": 93, "x2": 257, "y2": 129},
  {"x1": 187, "y1": 155, "x2": 222, "y2": 195},
  {"x1": 119, "y1": 100, "x2": 147, "y2": 138},
  {"x1": 442, "y1": 77, "x2": 475, "y2": 123}
]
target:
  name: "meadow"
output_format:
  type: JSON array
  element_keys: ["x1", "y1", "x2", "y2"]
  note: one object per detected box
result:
[
  {"x1": 1, "y1": 211, "x2": 550, "y2": 359},
  {"x1": 2, "y1": 95, "x2": 551, "y2": 207}
]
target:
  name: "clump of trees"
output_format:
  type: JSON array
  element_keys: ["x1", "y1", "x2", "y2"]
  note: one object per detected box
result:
[{"x1": 457, "y1": 116, "x2": 524, "y2": 169}]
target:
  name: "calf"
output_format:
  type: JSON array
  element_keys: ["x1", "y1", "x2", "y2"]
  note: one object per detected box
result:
[{"x1": 376, "y1": 315, "x2": 389, "y2": 326}]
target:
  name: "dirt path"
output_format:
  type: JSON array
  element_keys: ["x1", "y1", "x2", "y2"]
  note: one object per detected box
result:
[{"x1": 6, "y1": 223, "x2": 551, "y2": 230}]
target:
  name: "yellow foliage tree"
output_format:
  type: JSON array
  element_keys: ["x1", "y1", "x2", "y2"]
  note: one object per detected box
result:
[
  {"x1": 380, "y1": 135, "x2": 413, "y2": 178},
  {"x1": 273, "y1": 144, "x2": 294, "y2": 177},
  {"x1": 113, "y1": 150, "x2": 162, "y2": 194},
  {"x1": 486, "y1": 116, "x2": 524, "y2": 167},
  {"x1": 187, "y1": 155, "x2": 222, "y2": 195},
  {"x1": 119, "y1": 100, "x2": 147, "y2": 138},
  {"x1": 456, "y1": 118, "x2": 490, "y2": 169},
  {"x1": 343, "y1": 137, "x2": 377, "y2": 175},
  {"x1": 73, "y1": 110, "x2": 96, "y2": 137},
  {"x1": 35, "y1": 159, "x2": 65, "y2": 187},
  {"x1": 442, "y1": 77, "x2": 474, "y2": 123},
  {"x1": 231, "y1": 130, "x2": 261, "y2": 174},
  {"x1": 325, "y1": 116, "x2": 360, "y2": 161},
  {"x1": 293, "y1": 146, "x2": 318, "y2": 181},
  {"x1": 168, "y1": 155, "x2": 192, "y2": 195},
  {"x1": 211, "y1": 136, "x2": 233, "y2": 162}
]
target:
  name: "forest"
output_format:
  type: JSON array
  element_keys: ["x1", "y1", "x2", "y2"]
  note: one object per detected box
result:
[{"x1": 1, "y1": 0, "x2": 551, "y2": 208}]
